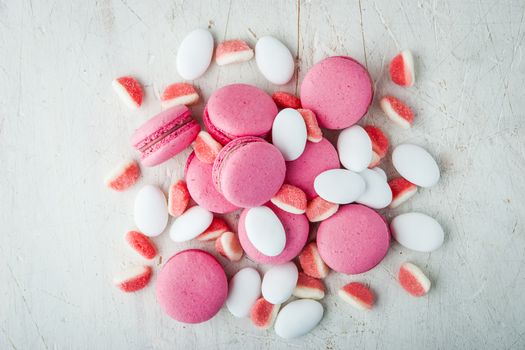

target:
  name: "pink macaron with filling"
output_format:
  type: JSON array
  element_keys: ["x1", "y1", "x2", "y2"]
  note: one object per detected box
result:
[
  {"x1": 132, "y1": 105, "x2": 200, "y2": 166},
  {"x1": 156, "y1": 249, "x2": 228, "y2": 323},
  {"x1": 317, "y1": 204, "x2": 390, "y2": 274},
  {"x1": 212, "y1": 136, "x2": 285, "y2": 208},
  {"x1": 238, "y1": 203, "x2": 309, "y2": 264},
  {"x1": 185, "y1": 152, "x2": 239, "y2": 214},
  {"x1": 204, "y1": 84, "x2": 278, "y2": 145},
  {"x1": 285, "y1": 138, "x2": 340, "y2": 198},
  {"x1": 300, "y1": 56, "x2": 373, "y2": 129}
]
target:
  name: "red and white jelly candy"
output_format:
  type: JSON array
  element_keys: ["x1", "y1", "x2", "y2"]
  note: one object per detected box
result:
[
  {"x1": 168, "y1": 180, "x2": 190, "y2": 217},
  {"x1": 388, "y1": 177, "x2": 417, "y2": 208},
  {"x1": 112, "y1": 76, "x2": 143, "y2": 110},
  {"x1": 125, "y1": 231, "x2": 157, "y2": 260},
  {"x1": 398, "y1": 262, "x2": 431, "y2": 297},
  {"x1": 250, "y1": 297, "x2": 280, "y2": 330},
  {"x1": 161, "y1": 82, "x2": 199, "y2": 109},
  {"x1": 105, "y1": 160, "x2": 141, "y2": 191},
  {"x1": 196, "y1": 217, "x2": 229, "y2": 241},
  {"x1": 272, "y1": 91, "x2": 302, "y2": 110},
  {"x1": 298, "y1": 242, "x2": 330, "y2": 279},
  {"x1": 215, "y1": 231, "x2": 243, "y2": 261},
  {"x1": 338, "y1": 282, "x2": 374, "y2": 310},
  {"x1": 192, "y1": 131, "x2": 223, "y2": 164},
  {"x1": 215, "y1": 39, "x2": 254, "y2": 66},
  {"x1": 305, "y1": 196, "x2": 339, "y2": 222},
  {"x1": 389, "y1": 50, "x2": 415, "y2": 87},
  {"x1": 293, "y1": 272, "x2": 325, "y2": 300},
  {"x1": 297, "y1": 109, "x2": 323, "y2": 143},
  {"x1": 380, "y1": 96, "x2": 414, "y2": 129},
  {"x1": 113, "y1": 266, "x2": 152, "y2": 292},
  {"x1": 364, "y1": 125, "x2": 389, "y2": 167},
  {"x1": 270, "y1": 184, "x2": 307, "y2": 214}
]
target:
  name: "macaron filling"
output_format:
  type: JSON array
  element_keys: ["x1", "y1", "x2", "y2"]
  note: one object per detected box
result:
[{"x1": 136, "y1": 114, "x2": 196, "y2": 158}]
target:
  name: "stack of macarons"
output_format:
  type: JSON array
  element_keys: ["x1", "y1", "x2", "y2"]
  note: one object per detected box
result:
[{"x1": 106, "y1": 27, "x2": 446, "y2": 339}]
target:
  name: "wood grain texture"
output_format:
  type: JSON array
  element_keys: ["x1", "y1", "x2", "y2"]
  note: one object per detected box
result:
[{"x1": 1, "y1": 0, "x2": 524, "y2": 349}]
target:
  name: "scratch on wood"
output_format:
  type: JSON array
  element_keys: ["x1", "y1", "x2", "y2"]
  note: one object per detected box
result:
[
  {"x1": 119, "y1": 0, "x2": 149, "y2": 28},
  {"x1": 295, "y1": 0, "x2": 301, "y2": 94},
  {"x1": 358, "y1": 0, "x2": 368, "y2": 68},
  {"x1": 7, "y1": 264, "x2": 49, "y2": 349}
]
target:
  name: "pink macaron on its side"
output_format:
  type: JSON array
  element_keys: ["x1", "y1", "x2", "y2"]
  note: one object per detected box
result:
[
  {"x1": 317, "y1": 204, "x2": 390, "y2": 274},
  {"x1": 285, "y1": 138, "x2": 340, "y2": 198},
  {"x1": 156, "y1": 249, "x2": 228, "y2": 324},
  {"x1": 212, "y1": 136, "x2": 286, "y2": 208},
  {"x1": 131, "y1": 105, "x2": 200, "y2": 167},
  {"x1": 185, "y1": 152, "x2": 240, "y2": 214},
  {"x1": 204, "y1": 84, "x2": 278, "y2": 145},
  {"x1": 238, "y1": 203, "x2": 309, "y2": 264},
  {"x1": 300, "y1": 56, "x2": 373, "y2": 130}
]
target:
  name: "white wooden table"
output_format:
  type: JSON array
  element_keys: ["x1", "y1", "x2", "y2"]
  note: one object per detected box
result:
[{"x1": 1, "y1": 0, "x2": 524, "y2": 349}]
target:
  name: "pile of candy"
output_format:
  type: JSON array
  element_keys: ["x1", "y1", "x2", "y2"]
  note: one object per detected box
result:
[{"x1": 106, "y1": 28, "x2": 444, "y2": 339}]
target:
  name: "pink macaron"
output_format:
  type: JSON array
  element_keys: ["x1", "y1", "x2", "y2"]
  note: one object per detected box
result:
[
  {"x1": 285, "y1": 138, "x2": 340, "y2": 198},
  {"x1": 204, "y1": 84, "x2": 278, "y2": 145},
  {"x1": 238, "y1": 203, "x2": 309, "y2": 264},
  {"x1": 212, "y1": 136, "x2": 285, "y2": 208},
  {"x1": 317, "y1": 204, "x2": 390, "y2": 274},
  {"x1": 131, "y1": 105, "x2": 200, "y2": 166},
  {"x1": 156, "y1": 249, "x2": 228, "y2": 323},
  {"x1": 185, "y1": 152, "x2": 239, "y2": 214},
  {"x1": 300, "y1": 56, "x2": 373, "y2": 129}
]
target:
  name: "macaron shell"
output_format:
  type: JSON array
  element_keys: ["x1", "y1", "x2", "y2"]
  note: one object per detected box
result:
[
  {"x1": 156, "y1": 249, "x2": 228, "y2": 323},
  {"x1": 185, "y1": 152, "x2": 240, "y2": 214},
  {"x1": 238, "y1": 203, "x2": 309, "y2": 265},
  {"x1": 214, "y1": 137, "x2": 286, "y2": 208},
  {"x1": 317, "y1": 204, "x2": 390, "y2": 274},
  {"x1": 300, "y1": 56, "x2": 373, "y2": 129},
  {"x1": 285, "y1": 138, "x2": 340, "y2": 198},
  {"x1": 131, "y1": 105, "x2": 191, "y2": 147},
  {"x1": 205, "y1": 84, "x2": 278, "y2": 143},
  {"x1": 141, "y1": 120, "x2": 200, "y2": 167}
]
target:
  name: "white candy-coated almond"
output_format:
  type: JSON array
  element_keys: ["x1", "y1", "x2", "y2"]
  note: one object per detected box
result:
[
  {"x1": 176, "y1": 29, "x2": 214, "y2": 80},
  {"x1": 391, "y1": 212, "x2": 444, "y2": 252},
  {"x1": 392, "y1": 144, "x2": 440, "y2": 188},
  {"x1": 226, "y1": 267, "x2": 261, "y2": 318},
  {"x1": 337, "y1": 125, "x2": 372, "y2": 172},
  {"x1": 261, "y1": 262, "x2": 298, "y2": 304},
  {"x1": 134, "y1": 185, "x2": 168, "y2": 237},
  {"x1": 255, "y1": 36, "x2": 295, "y2": 85},
  {"x1": 245, "y1": 206, "x2": 286, "y2": 256},
  {"x1": 169, "y1": 206, "x2": 213, "y2": 242},
  {"x1": 272, "y1": 108, "x2": 307, "y2": 161},
  {"x1": 356, "y1": 168, "x2": 392, "y2": 209},
  {"x1": 314, "y1": 169, "x2": 366, "y2": 204},
  {"x1": 274, "y1": 299, "x2": 324, "y2": 339}
]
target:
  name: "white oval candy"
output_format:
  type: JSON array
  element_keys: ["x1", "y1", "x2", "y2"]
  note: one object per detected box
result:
[
  {"x1": 134, "y1": 185, "x2": 168, "y2": 237},
  {"x1": 391, "y1": 212, "x2": 444, "y2": 252},
  {"x1": 272, "y1": 108, "x2": 307, "y2": 161},
  {"x1": 314, "y1": 169, "x2": 366, "y2": 204},
  {"x1": 356, "y1": 168, "x2": 392, "y2": 209},
  {"x1": 392, "y1": 144, "x2": 440, "y2": 188},
  {"x1": 255, "y1": 36, "x2": 294, "y2": 85},
  {"x1": 274, "y1": 299, "x2": 324, "y2": 339},
  {"x1": 169, "y1": 206, "x2": 213, "y2": 242},
  {"x1": 226, "y1": 267, "x2": 261, "y2": 318},
  {"x1": 261, "y1": 262, "x2": 298, "y2": 304},
  {"x1": 337, "y1": 125, "x2": 372, "y2": 172},
  {"x1": 372, "y1": 167, "x2": 387, "y2": 181},
  {"x1": 176, "y1": 29, "x2": 214, "y2": 80},
  {"x1": 245, "y1": 206, "x2": 286, "y2": 256}
]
